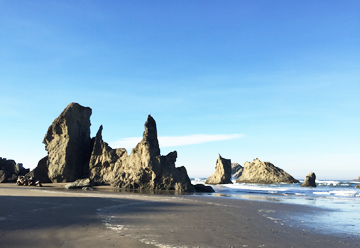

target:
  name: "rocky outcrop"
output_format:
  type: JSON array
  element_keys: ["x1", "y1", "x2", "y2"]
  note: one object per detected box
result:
[
  {"x1": 353, "y1": 176, "x2": 360, "y2": 181},
  {"x1": 236, "y1": 158, "x2": 299, "y2": 184},
  {"x1": 64, "y1": 178, "x2": 92, "y2": 189},
  {"x1": 25, "y1": 156, "x2": 51, "y2": 183},
  {"x1": 42, "y1": 103, "x2": 92, "y2": 182},
  {"x1": 90, "y1": 115, "x2": 194, "y2": 192},
  {"x1": 29, "y1": 102, "x2": 205, "y2": 192},
  {"x1": 231, "y1": 163, "x2": 243, "y2": 179},
  {"x1": 301, "y1": 172, "x2": 317, "y2": 187},
  {"x1": 16, "y1": 176, "x2": 42, "y2": 187},
  {"x1": 205, "y1": 154, "x2": 232, "y2": 184},
  {"x1": 193, "y1": 184, "x2": 215, "y2": 192},
  {"x1": 89, "y1": 125, "x2": 127, "y2": 184},
  {"x1": 356, "y1": 184, "x2": 360, "y2": 189},
  {"x1": 0, "y1": 157, "x2": 29, "y2": 183}
]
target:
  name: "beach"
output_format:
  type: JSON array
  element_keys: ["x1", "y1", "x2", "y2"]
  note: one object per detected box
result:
[{"x1": 0, "y1": 184, "x2": 359, "y2": 248}]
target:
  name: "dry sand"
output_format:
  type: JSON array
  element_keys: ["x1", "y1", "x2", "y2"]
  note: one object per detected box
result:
[{"x1": 0, "y1": 183, "x2": 359, "y2": 248}]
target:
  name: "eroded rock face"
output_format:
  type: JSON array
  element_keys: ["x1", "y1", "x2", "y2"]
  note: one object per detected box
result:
[
  {"x1": 205, "y1": 154, "x2": 233, "y2": 185},
  {"x1": 89, "y1": 125, "x2": 127, "y2": 184},
  {"x1": 231, "y1": 163, "x2": 244, "y2": 179},
  {"x1": 90, "y1": 115, "x2": 194, "y2": 192},
  {"x1": 0, "y1": 157, "x2": 29, "y2": 183},
  {"x1": 236, "y1": 158, "x2": 299, "y2": 184},
  {"x1": 301, "y1": 172, "x2": 316, "y2": 187},
  {"x1": 43, "y1": 103, "x2": 92, "y2": 182},
  {"x1": 26, "y1": 156, "x2": 51, "y2": 183}
]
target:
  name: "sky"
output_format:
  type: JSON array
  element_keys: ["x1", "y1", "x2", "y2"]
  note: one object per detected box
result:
[{"x1": 0, "y1": 0, "x2": 359, "y2": 180}]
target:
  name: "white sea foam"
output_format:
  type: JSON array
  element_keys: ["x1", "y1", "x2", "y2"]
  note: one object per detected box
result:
[{"x1": 190, "y1": 178, "x2": 360, "y2": 200}]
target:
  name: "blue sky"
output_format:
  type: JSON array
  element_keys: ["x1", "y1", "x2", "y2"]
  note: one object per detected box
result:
[{"x1": 1, "y1": 0, "x2": 359, "y2": 180}]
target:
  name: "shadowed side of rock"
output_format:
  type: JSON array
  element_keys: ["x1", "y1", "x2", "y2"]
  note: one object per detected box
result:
[
  {"x1": 205, "y1": 154, "x2": 233, "y2": 184},
  {"x1": 301, "y1": 172, "x2": 316, "y2": 187},
  {"x1": 236, "y1": 158, "x2": 299, "y2": 184},
  {"x1": 231, "y1": 163, "x2": 244, "y2": 179},
  {"x1": 42, "y1": 103, "x2": 92, "y2": 182},
  {"x1": 25, "y1": 156, "x2": 51, "y2": 183}
]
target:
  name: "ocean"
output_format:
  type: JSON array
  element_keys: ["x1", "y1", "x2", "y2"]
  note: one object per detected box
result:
[
  {"x1": 191, "y1": 178, "x2": 360, "y2": 199},
  {"x1": 191, "y1": 178, "x2": 360, "y2": 236}
]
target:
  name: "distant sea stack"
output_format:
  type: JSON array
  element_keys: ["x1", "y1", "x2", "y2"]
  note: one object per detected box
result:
[
  {"x1": 236, "y1": 158, "x2": 299, "y2": 184},
  {"x1": 301, "y1": 172, "x2": 317, "y2": 187},
  {"x1": 231, "y1": 163, "x2": 243, "y2": 179},
  {"x1": 205, "y1": 154, "x2": 232, "y2": 185},
  {"x1": 353, "y1": 176, "x2": 360, "y2": 181}
]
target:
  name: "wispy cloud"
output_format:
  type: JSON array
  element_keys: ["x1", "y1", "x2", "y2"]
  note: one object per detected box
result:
[{"x1": 109, "y1": 134, "x2": 243, "y2": 149}]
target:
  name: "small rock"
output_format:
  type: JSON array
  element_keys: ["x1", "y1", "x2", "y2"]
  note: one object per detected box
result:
[
  {"x1": 193, "y1": 184, "x2": 215, "y2": 193},
  {"x1": 82, "y1": 186, "x2": 93, "y2": 191},
  {"x1": 64, "y1": 178, "x2": 92, "y2": 189},
  {"x1": 301, "y1": 172, "x2": 316, "y2": 187}
]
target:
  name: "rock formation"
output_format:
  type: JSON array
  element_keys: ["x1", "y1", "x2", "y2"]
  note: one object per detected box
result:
[
  {"x1": 64, "y1": 178, "x2": 92, "y2": 189},
  {"x1": 88, "y1": 125, "x2": 127, "y2": 184},
  {"x1": 90, "y1": 115, "x2": 195, "y2": 192},
  {"x1": 356, "y1": 184, "x2": 360, "y2": 189},
  {"x1": 300, "y1": 172, "x2": 317, "y2": 187},
  {"x1": 29, "y1": 102, "x2": 210, "y2": 192},
  {"x1": 0, "y1": 157, "x2": 29, "y2": 183},
  {"x1": 16, "y1": 176, "x2": 42, "y2": 187},
  {"x1": 353, "y1": 176, "x2": 360, "y2": 181},
  {"x1": 193, "y1": 184, "x2": 215, "y2": 192},
  {"x1": 205, "y1": 154, "x2": 232, "y2": 184},
  {"x1": 231, "y1": 163, "x2": 243, "y2": 179},
  {"x1": 25, "y1": 156, "x2": 51, "y2": 183},
  {"x1": 236, "y1": 158, "x2": 299, "y2": 184},
  {"x1": 42, "y1": 102, "x2": 92, "y2": 182}
]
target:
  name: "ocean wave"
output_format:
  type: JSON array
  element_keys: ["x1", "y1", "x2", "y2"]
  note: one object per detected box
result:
[{"x1": 190, "y1": 178, "x2": 360, "y2": 199}]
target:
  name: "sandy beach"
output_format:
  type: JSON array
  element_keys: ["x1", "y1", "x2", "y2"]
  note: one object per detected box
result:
[{"x1": 0, "y1": 184, "x2": 359, "y2": 248}]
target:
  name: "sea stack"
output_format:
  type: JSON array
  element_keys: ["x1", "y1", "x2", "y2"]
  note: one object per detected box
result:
[
  {"x1": 90, "y1": 115, "x2": 194, "y2": 192},
  {"x1": 28, "y1": 102, "x2": 207, "y2": 192},
  {"x1": 301, "y1": 172, "x2": 317, "y2": 187},
  {"x1": 236, "y1": 158, "x2": 299, "y2": 184},
  {"x1": 205, "y1": 154, "x2": 232, "y2": 184},
  {"x1": 42, "y1": 103, "x2": 92, "y2": 182}
]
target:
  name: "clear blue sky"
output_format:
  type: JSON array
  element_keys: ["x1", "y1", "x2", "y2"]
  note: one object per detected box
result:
[{"x1": 1, "y1": 0, "x2": 359, "y2": 180}]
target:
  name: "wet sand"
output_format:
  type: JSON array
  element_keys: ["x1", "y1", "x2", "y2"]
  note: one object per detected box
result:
[{"x1": 0, "y1": 184, "x2": 359, "y2": 248}]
